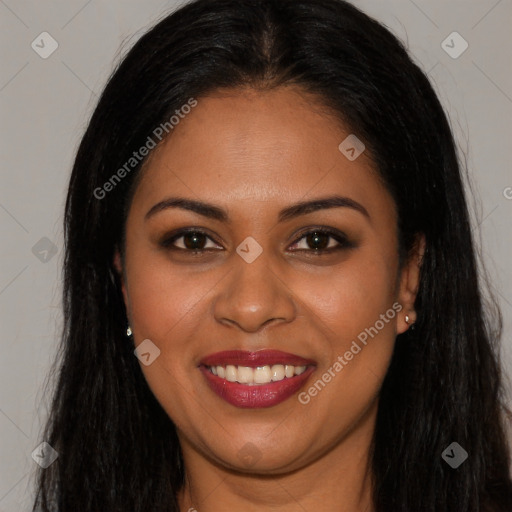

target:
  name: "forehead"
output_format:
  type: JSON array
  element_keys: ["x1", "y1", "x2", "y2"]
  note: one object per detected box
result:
[{"x1": 132, "y1": 86, "x2": 393, "y2": 221}]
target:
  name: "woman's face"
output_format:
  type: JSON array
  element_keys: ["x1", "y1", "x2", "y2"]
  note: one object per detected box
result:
[{"x1": 116, "y1": 86, "x2": 421, "y2": 474}]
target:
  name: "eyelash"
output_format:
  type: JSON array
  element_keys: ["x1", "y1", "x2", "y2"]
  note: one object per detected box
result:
[{"x1": 160, "y1": 227, "x2": 354, "y2": 256}]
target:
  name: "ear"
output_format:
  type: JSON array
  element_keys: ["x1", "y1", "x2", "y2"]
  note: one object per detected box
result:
[
  {"x1": 396, "y1": 233, "x2": 425, "y2": 334},
  {"x1": 113, "y1": 248, "x2": 129, "y2": 310}
]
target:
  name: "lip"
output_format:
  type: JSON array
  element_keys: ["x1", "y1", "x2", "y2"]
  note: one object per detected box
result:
[
  {"x1": 200, "y1": 349, "x2": 316, "y2": 368},
  {"x1": 199, "y1": 349, "x2": 317, "y2": 409},
  {"x1": 200, "y1": 365, "x2": 315, "y2": 408}
]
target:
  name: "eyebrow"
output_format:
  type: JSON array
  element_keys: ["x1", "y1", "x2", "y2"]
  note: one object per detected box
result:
[{"x1": 145, "y1": 195, "x2": 370, "y2": 223}]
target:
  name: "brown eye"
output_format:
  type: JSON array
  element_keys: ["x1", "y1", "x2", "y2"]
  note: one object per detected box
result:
[
  {"x1": 289, "y1": 228, "x2": 353, "y2": 254},
  {"x1": 181, "y1": 232, "x2": 207, "y2": 250},
  {"x1": 161, "y1": 229, "x2": 222, "y2": 252},
  {"x1": 305, "y1": 231, "x2": 331, "y2": 250}
]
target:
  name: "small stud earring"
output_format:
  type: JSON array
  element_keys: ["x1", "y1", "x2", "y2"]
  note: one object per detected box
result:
[
  {"x1": 126, "y1": 326, "x2": 133, "y2": 337},
  {"x1": 405, "y1": 314, "x2": 410, "y2": 325}
]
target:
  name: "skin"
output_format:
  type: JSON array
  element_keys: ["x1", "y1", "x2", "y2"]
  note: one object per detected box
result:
[{"x1": 114, "y1": 86, "x2": 424, "y2": 512}]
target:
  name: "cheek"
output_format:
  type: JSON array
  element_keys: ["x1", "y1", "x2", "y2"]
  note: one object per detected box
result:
[
  {"x1": 126, "y1": 251, "x2": 215, "y2": 341},
  {"x1": 294, "y1": 244, "x2": 399, "y2": 407},
  {"x1": 295, "y1": 269, "x2": 398, "y2": 439},
  {"x1": 297, "y1": 248, "x2": 399, "y2": 340},
  {"x1": 124, "y1": 254, "x2": 217, "y2": 428}
]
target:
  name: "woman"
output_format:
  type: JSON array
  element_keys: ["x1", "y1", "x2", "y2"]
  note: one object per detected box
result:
[{"x1": 32, "y1": 0, "x2": 512, "y2": 510}]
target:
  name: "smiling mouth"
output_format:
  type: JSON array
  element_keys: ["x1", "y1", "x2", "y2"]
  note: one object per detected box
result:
[
  {"x1": 199, "y1": 349, "x2": 316, "y2": 408},
  {"x1": 204, "y1": 364, "x2": 309, "y2": 385}
]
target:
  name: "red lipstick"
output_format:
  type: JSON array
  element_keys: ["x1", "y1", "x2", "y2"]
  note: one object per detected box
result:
[{"x1": 199, "y1": 350, "x2": 316, "y2": 409}]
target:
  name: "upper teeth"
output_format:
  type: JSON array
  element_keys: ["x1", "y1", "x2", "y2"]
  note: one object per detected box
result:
[{"x1": 209, "y1": 364, "x2": 307, "y2": 385}]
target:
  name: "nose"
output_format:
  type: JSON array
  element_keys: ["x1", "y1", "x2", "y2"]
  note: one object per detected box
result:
[{"x1": 213, "y1": 253, "x2": 297, "y2": 333}]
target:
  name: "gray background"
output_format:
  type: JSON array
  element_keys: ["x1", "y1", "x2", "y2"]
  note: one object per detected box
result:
[{"x1": 1, "y1": 0, "x2": 511, "y2": 508}]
